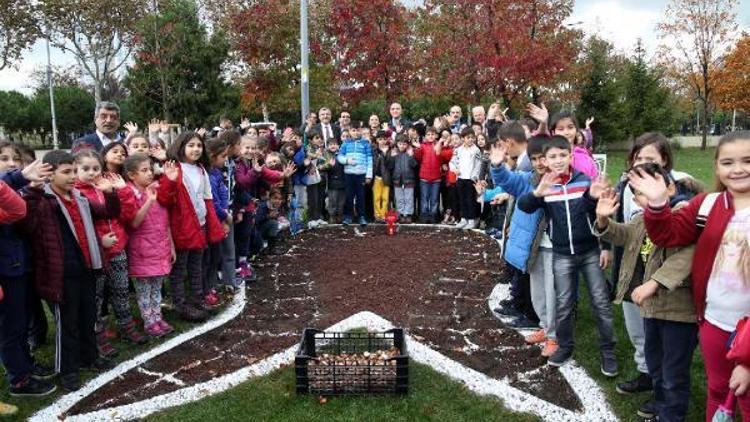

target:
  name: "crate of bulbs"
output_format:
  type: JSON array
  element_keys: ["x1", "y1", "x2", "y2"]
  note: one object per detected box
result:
[{"x1": 295, "y1": 328, "x2": 409, "y2": 395}]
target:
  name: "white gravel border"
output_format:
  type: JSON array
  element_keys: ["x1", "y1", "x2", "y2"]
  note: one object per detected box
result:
[{"x1": 33, "y1": 227, "x2": 617, "y2": 421}]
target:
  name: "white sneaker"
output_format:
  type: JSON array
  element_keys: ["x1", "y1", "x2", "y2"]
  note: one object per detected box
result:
[
  {"x1": 316, "y1": 219, "x2": 328, "y2": 226},
  {"x1": 455, "y1": 218, "x2": 468, "y2": 229},
  {"x1": 307, "y1": 220, "x2": 319, "y2": 229},
  {"x1": 465, "y1": 219, "x2": 476, "y2": 230}
]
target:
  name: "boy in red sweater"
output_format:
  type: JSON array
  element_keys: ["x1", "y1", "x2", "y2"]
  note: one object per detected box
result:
[{"x1": 413, "y1": 127, "x2": 451, "y2": 223}]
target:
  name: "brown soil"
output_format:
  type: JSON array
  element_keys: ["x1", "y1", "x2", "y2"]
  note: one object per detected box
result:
[{"x1": 69, "y1": 226, "x2": 582, "y2": 415}]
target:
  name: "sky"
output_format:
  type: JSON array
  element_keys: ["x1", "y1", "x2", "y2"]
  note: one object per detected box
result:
[{"x1": 1, "y1": 0, "x2": 748, "y2": 95}]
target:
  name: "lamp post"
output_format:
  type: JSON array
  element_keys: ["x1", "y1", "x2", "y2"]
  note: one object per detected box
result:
[
  {"x1": 300, "y1": 0, "x2": 310, "y2": 124},
  {"x1": 46, "y1": 38, "x2": 59, "y2": 150}
]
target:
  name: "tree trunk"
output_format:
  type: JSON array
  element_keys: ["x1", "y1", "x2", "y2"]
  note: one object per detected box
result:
[
  {"x1": 261, "y1": 102, "x2": 270, "y2": 122},
  {"x1": 94, "y1": 81, "x2": 102, "y2": 104},
  {"x1": 701, "y1": 99, "x2": 708, "y2": 150}
]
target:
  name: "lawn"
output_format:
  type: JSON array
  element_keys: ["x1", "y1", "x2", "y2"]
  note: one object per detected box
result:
[{"x1": 3, "y1": 147, "x2": 718, "y2": 421}]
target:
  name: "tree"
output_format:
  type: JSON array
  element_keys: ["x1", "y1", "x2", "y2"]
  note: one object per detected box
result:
[
  {"x1": 0, "y1": 0, "x2": 39, "y2": 70},
  {"x1": 416, "y1": 0, "x2": 577, "y2": 106},
  {"x1": 227, "y1": 0, "x2": 338, "y2": 119},
  {"x1": 657, "y1": 0, "x2": 738, "y2": 149},
  {"x1": 325, "y1": 0, "x2": 415, "y2": 106},
  {"x1": 576, "y1": 37, "x2": 626, "y2": 146},
  {"x1": 124, "y1": 0, "x2": 239, "y2": 127},
  {"x1": 31, "y1": 86, "x2": 95, "y2": 137},
  {"x1": 714, "y1": 34, "x2": 750, "y2": 113},
  {"x1": 0, "y1": 90, "x2": 34, "y2": 133},
  {"x1": 622, "y1": 40, "x2": 679, "y2": 138},
  {"x1": 40, "y1": 0, "x2": 148, "y2": 103}
]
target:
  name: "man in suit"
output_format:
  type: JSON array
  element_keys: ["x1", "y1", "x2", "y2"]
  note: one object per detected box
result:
[
  {"x1": 448, "y1": 105, "x2": 466, "y2": 134},
  {"x1": 387, "y1": 102, "x2": 411, "y2": 135},
  {"x1": 315, "y1": 107, "x2": 340, "y2": 147},
  {"x1": 72, "y1": 102, "x2": 123, "y2": 153}
]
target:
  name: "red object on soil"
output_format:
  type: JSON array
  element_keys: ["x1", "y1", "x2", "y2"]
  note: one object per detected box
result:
[{"x1": 385, "y1": 210, "x2": 399, "y2": 235}]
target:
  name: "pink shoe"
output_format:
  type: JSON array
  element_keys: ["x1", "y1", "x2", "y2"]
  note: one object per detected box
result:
[
  {"x1": 157, "y1": 320, "x2": 174, "y2": 335},
  {"x1": 145, "y1": 323, "x2": 164, "y2": 338}
]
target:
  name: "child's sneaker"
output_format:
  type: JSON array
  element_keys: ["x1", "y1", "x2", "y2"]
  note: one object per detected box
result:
[
  {"x1": 342, "y1": 216, "x2": 352, "y2": 226},
  {"x1": 204, "y1": 292, "x2": 221, "y2": 308},
  {"x1": 465, "y1": 219, "x2": 476, "y2": 230},
  {"x1": 96, "y1": 333, "x2": 118, "y2": 358},
  {"x1": 547, "y1": 347, "x2": 573, "y2": 367},
  {"x1": 145, "y1": 323, "x2": 164, "y2": 338},
  {"x1": 455, "y1": 218, "x2": 468, "y2": 229},
  {"x1": 121, "y1": 323, "x2": 148, "y2": 345},
  {"x1": 541, "y1": 339, "x2": 559, "y2": 357},
  {"x1": 524, "y1": 329, "x2": 546, "y2": 344},
  {"x1": 9, "y1": 376, "x2": 56, "y2": 397},
  {"x1": 307, "y1": 220, "x2": 319, "y2": 229},
  {"x1": 157, "y1": 320, "x2": 174, "y2": 335},
  {"x1": 316, "y1": 219, "x2": 328, "y2": 226}
]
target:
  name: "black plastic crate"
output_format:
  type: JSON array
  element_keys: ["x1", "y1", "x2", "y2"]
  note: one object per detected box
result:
[{"x1": 295, "y1": 328, "x2": 409, "y2": 395}]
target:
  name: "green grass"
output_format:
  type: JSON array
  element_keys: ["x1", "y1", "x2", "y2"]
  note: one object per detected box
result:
[
  {"x1": 0, "y1": 302, "x2": 204, "y2": 421},
  {"x1": 606, "y1": 147, "x2": 717, "y2": 188},
  {"x1": 147, "y1": 363, "x2": 540, "y2": 422},
  {"x1": 2, "y1": 147, "x2": 717, "y2": 421}
]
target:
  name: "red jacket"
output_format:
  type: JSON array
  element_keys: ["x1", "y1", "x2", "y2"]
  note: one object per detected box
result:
[
  {"x1": 156, "y1": 163, "x2": 225, "y2": 251},
  {"x1": 0, "y1": 181, "x2": 26, "y2": 224},
  {"x1": 76, "y1": 181, "x2": 138, "y2": 261},
  {"x1": 413, "y1": 142, "x2": 452, "y2": 182},
  {"x1": 643, "y1": 191, "x2": 734, "y2": 322}
]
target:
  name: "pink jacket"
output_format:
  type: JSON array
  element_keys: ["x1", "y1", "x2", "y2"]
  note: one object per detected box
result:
[
  {"x1": 572, "y1": 146, "x2": 599, "y2": 179},
  {"x1": 126, "y1": 182, "x2": 172, "y2": 278}
]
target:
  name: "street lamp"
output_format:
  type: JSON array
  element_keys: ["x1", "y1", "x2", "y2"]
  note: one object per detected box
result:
[{"x1": 300, "y1": 0, "x2": 310, "y2": 124}]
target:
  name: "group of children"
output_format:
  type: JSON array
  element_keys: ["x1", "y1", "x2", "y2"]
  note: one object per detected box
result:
[
  {"x1": 0, "y1": 103, "x2": 749, "y2": 421},
  {"x1": 487, "y1": 122, "x2": 750, "y2": 421}
]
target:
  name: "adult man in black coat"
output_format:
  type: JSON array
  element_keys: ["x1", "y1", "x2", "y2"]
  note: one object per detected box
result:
[
  {"x1": 71, "y1": 102, "x2": 123, "y2": 153},
  {"x1": 314, "y1": 107, "x2": 340, "y2": 147}
]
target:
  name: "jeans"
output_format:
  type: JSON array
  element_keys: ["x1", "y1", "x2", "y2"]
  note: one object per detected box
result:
[
  {"x1": 644, "y1": 318, "x2": 697, "y2": 422},
  {"x1": 553, "y1": 248, "x2": 616, "y2": 353},
  {"x1": 327, "y1": 188, "x2": 345, "y2": 220},
  {"x1": 529, "y1": 248, "x2": 556, "y2": 339},
  {"x1": 394, "y1": 186, "x2": 414, "y2": 216},
  {"x1": 419, "y1": 180, "x2": 441, "y2": 220},
  {"x1": 344, "y1": 174, "x2": 366, "y2": 219},
  {"x1": 623, "y1": 300, "x2": 649, "y2": 373}
]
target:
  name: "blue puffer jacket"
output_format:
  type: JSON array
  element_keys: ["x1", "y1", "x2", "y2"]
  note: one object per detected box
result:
[
  {"x1": 490, "y1": 165, "x2": 543, "y2": 273},
  {"x1": 337, "y1": 138, "x2": 373, "y2": 179},
  {"x1": 517, "y1": 170, "x2": 599, "y2": 256},
  {"x1": 0, "y1": 170, "x2": 31, "y2": 278}
]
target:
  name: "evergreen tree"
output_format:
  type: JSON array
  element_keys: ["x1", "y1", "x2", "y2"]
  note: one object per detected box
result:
[
  {"x1": 123, "y1": 0, "x2": 240, "y2": 127},
  {"x1": 623, "y1": 40, "x2": 678, "y2": 138},
  {"x1": 576, "y1": 37, "x2": 626, "y2": 147}
]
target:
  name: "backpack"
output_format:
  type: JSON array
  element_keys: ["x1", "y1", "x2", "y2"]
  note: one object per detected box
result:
[{"x1": 696, "y1": 192, "x2": 721, "y2": 231}]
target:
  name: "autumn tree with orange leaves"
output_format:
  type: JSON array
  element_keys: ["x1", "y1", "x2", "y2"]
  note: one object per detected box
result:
[
  {"x1": 713, "y1": 34, "x2": 750, "y2": 113},
  {"x1": 657, "y1": 0, "x2": 738, "y2": 149}
]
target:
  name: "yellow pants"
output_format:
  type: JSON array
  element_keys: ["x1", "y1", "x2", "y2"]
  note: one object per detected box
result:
[{"x1": 373, "y1": 177, "x2": 390, "y2": 220}]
